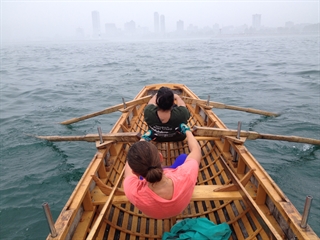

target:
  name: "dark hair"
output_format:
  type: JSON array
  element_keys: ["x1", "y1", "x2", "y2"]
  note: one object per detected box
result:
[
  {"x1": 127, "y1": 141, "x2": 163, "y2": 183},
  {"x1": 156, "y1": 87, "x2": 174, "y2": 110}
]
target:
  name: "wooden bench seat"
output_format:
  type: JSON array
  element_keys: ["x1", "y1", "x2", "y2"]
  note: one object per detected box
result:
[{"x1": 91, "y1": 185, "x2": 242, "y2": 205}]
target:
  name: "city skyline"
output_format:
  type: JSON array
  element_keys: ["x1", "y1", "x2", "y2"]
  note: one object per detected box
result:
[
  {"x1": 2, "y1": 1, "x2": 319, "y2": 41},
  {"x1": 81, "y1": 10, "x2": 317, "y2": 40}
]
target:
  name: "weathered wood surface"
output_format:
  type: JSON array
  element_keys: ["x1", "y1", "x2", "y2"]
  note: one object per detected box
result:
[
  {"x1": 34, "y1": 132, "x2": 141, "y2": 142},
  {"x1": 91, "y1": 185, "x2": 243, "y2": 205}
]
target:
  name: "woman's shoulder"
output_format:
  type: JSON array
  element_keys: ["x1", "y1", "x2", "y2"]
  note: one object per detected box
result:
[
  {"x1": 172, "y1": 106, "x2": 189, "y2": 114},
  {"x1": 165, "y1": 160, "x2": 198, "y2": 177},
  {"x1": 144, "y1": 104, "x2": 157, "y2": 111},
  {"x1": 170, "y1": 106, "x2": 190, "y2": 121},
  {"x1": 144, "y1": 104, "x2": 158, "y2": 119},
  {"x1": 124, "y1": 176, "x2": 148, "y2": 190}
]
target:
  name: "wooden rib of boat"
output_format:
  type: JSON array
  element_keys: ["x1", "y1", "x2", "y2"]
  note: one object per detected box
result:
[{"x1": 46, "y1": 83, "x2": 319, "y2": 240}]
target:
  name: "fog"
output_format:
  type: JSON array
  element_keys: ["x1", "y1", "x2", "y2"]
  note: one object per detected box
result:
[{"x1": 1, "y1": 0, "x2": 319, "y2": 41}]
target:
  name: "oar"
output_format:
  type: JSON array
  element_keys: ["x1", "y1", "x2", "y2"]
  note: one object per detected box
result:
[
  {"x1": 182, "y1": 96, "x2": 280, "y2": 117},
  {"x1": 192, "y1": 126, "x2": 320, "y2": 145},
  {"x1": 60, "y1": 95, "x2": 152, "y2": 125},
  {"x1": 32, "y1": 132, "x2": 141, "y2": 142}
]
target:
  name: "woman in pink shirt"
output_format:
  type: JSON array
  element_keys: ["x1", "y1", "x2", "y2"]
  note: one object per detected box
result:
[{"x1": 123, "y1": 124, "x2": 201, "y2": 219}]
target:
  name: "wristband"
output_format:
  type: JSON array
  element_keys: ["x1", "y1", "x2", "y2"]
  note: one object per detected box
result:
[
  {"x1": 141, "y1": 130, "x2": 154, "y2": 141},
  {"x1": 180, "y1": 123, "x2": 190, "y2": 134}
]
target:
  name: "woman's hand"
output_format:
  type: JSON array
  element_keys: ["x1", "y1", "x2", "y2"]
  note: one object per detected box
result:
[
  {"x1": 141, "y1": 130, "x2": 155, "y2": 141},
  {"x1": 174, "y1": 94, "x2": 186, "y2": 107},
  {"x1": 179, "y1": 123, "x2": 190, "y2": 134}
]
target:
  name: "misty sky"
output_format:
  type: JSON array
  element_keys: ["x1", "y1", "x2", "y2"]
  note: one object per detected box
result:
[{"x1": 1, "y1": 0, "x2": 319, "y2": 41}]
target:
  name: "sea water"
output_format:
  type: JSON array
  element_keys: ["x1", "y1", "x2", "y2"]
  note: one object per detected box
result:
[{"x1": 0, "y1": 35, "x2": 319, "y2": 239}]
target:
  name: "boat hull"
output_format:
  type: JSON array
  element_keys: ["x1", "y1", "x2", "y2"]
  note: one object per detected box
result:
[{"x1": 47, "y1": 83, "x2": 319, "y2": 240}]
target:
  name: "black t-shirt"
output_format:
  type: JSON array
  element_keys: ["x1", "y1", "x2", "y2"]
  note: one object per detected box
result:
[{"x1": 144, "y1": 104, "x2": 190, "y2": 142}]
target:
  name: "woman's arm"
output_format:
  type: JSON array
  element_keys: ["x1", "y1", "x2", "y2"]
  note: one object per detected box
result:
[
  {"x1": 185, "y1": 130, "x2": 201, "y2": 165},
  {"x1": 174, "y1": 94, "x2": 186, "y2": 107},
  {"x1": 148, "y1": 94, "x2": 157, "y2": 105}
]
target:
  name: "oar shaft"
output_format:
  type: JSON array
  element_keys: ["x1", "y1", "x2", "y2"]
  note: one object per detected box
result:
[
  {"x1": 182, "y1": 97, "x2": 279, "y2": 117},
  {"x1": 251, "y1": 133, "x2": 320, "y2": 145},
  {"x1": 192, "y1": 126, "x2": 320, "y2": 145},
  {"x1": 60, "y1": 95, "x2": 151, "y2": 125},
  {"x1": 34, "y1": 132, "x2": 141, "y2": 142}
]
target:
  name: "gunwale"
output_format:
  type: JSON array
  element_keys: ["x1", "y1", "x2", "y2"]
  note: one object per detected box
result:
[{"x1": 46, "y1": 83, "x2": 319, "y2": 240}]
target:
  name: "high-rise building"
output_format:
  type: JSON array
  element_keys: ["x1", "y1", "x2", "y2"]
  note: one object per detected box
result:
[
  {"x1": 92, "y1": 11, "x2": 101, "y2": 38},
  {"x1": 252, "y1": 14, "x2": 261, "y2": 29},
  {"x1": 154, "y1": 12, "x2": 159, "y2": 33},
  {"x1": 160, "y1": 15, "x2": 165, "y2": 33},
  {"x1": 105, "y1": 23, "x2": 117, "y2": 37},
  {"x1": 124, "y1": 20, "x2": 136, "y2": 34},
  {"x1": 177, "y1": 20, "x2": 184, "y2": 32},
  {"x1": 75, "y1": 28, "x2": 85, "y2": 39},
  {"x1": 285, "y1": 21, "x2": 294, "y2": 28}
]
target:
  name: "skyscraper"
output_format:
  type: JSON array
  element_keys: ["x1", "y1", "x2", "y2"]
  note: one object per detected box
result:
[
  {"x1": 105, "y1": 23, "x2": 117, "y2": 37},
  {"x1": 252, "y1": 14, "x2": 261, "y2": 29},
  {"x1": 177, "y1": 20, "x2": 184, "y2": 32},
  {"x1": 92, "y1": 11, "x2": 101, "y2": 38},
  {"x1": 154, "y1": 12, "x2": 159, "y2": 33},
  {"x1": 160, "y1": 15, "x2": 165, "y2": 33},
  {"x1": 124, "y1": 20, "x2": 136, "y2": 34}
]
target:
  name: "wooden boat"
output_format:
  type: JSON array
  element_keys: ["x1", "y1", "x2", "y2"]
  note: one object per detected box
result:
[{"x1": 45, "y1": 83, "x2": 319, "y2": 240}]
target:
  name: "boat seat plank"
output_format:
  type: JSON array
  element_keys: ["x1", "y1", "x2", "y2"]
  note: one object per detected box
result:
[{"x1": 91, "y1": 185, "x2": 242, "y2": 206}]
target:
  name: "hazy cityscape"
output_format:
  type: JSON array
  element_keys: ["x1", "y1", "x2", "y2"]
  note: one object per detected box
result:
[
  {"x1": 76, "y1": 10, "x2": 319, "y2": 41},
  {"x1": 2, "y1": 1, "x2": 319, "y2": 42}
]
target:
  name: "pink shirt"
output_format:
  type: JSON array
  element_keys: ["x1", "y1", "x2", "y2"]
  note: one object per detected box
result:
[{"x1": 123, "y1": 159, "x2": 199, "y2": 219}]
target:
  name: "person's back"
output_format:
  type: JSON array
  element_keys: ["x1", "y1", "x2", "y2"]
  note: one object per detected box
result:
[
  {"x1": 144, "y1": 87, "x2": 190, "y2": 142},
  {"x1": 123, "y1": 124, "x2": 201, "y2": 219}
]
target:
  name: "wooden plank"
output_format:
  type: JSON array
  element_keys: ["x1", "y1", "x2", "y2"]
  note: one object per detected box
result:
[
  {"x1": 86, "y1": 168, "x2": 125, "y2": 239},
  {"x1": 92, "y1": 175, "x2": 125, "y2": 196},
  {"x1": 72, "y1": 207, "x2": 96, "y2": 240},
  {"x1": 225, "y1": 201, "x2": 243, "y2": 237},
  {"x1": 34, "y1": 132, "x2": 141, "y2": 143},
  {"x1": 91, "y1": 185, "x2": 242, "y2": 205},
  {"x1": 47, "y1": 153, "x2": 103, "y2": 240},
  {"x1": 278, "y1": 201, "x2": 320, "y2": 239},
  {"x1": 121, "y1": 204, "x2": 131, "y2": 237},
  {"x1": 218, "y1": 152, "x2": 283, "y2": 239}
]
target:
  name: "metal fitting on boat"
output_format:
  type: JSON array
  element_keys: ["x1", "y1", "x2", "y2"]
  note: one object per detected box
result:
[
  {"x1": 97, "y1": 126, "x2": 103, "y2": 144},
  {"x1": 42, "y1": 202, "x2": 58, "y2": 237},
  {"x1": 300, "y1": 195, "x2": 313, "y2": 228},
  {"x1": 122, "y1": 97, "x2": 131, "y2": 126},
  {"x1": 122, "y1": 97, "x2": 127, "y2": 109},
  {"x1": 204, "y1": 95, "x2": 210, "y2": 124},
  {"x1": 237, "y1": 121, "x2": 242, "y2": 139}
]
